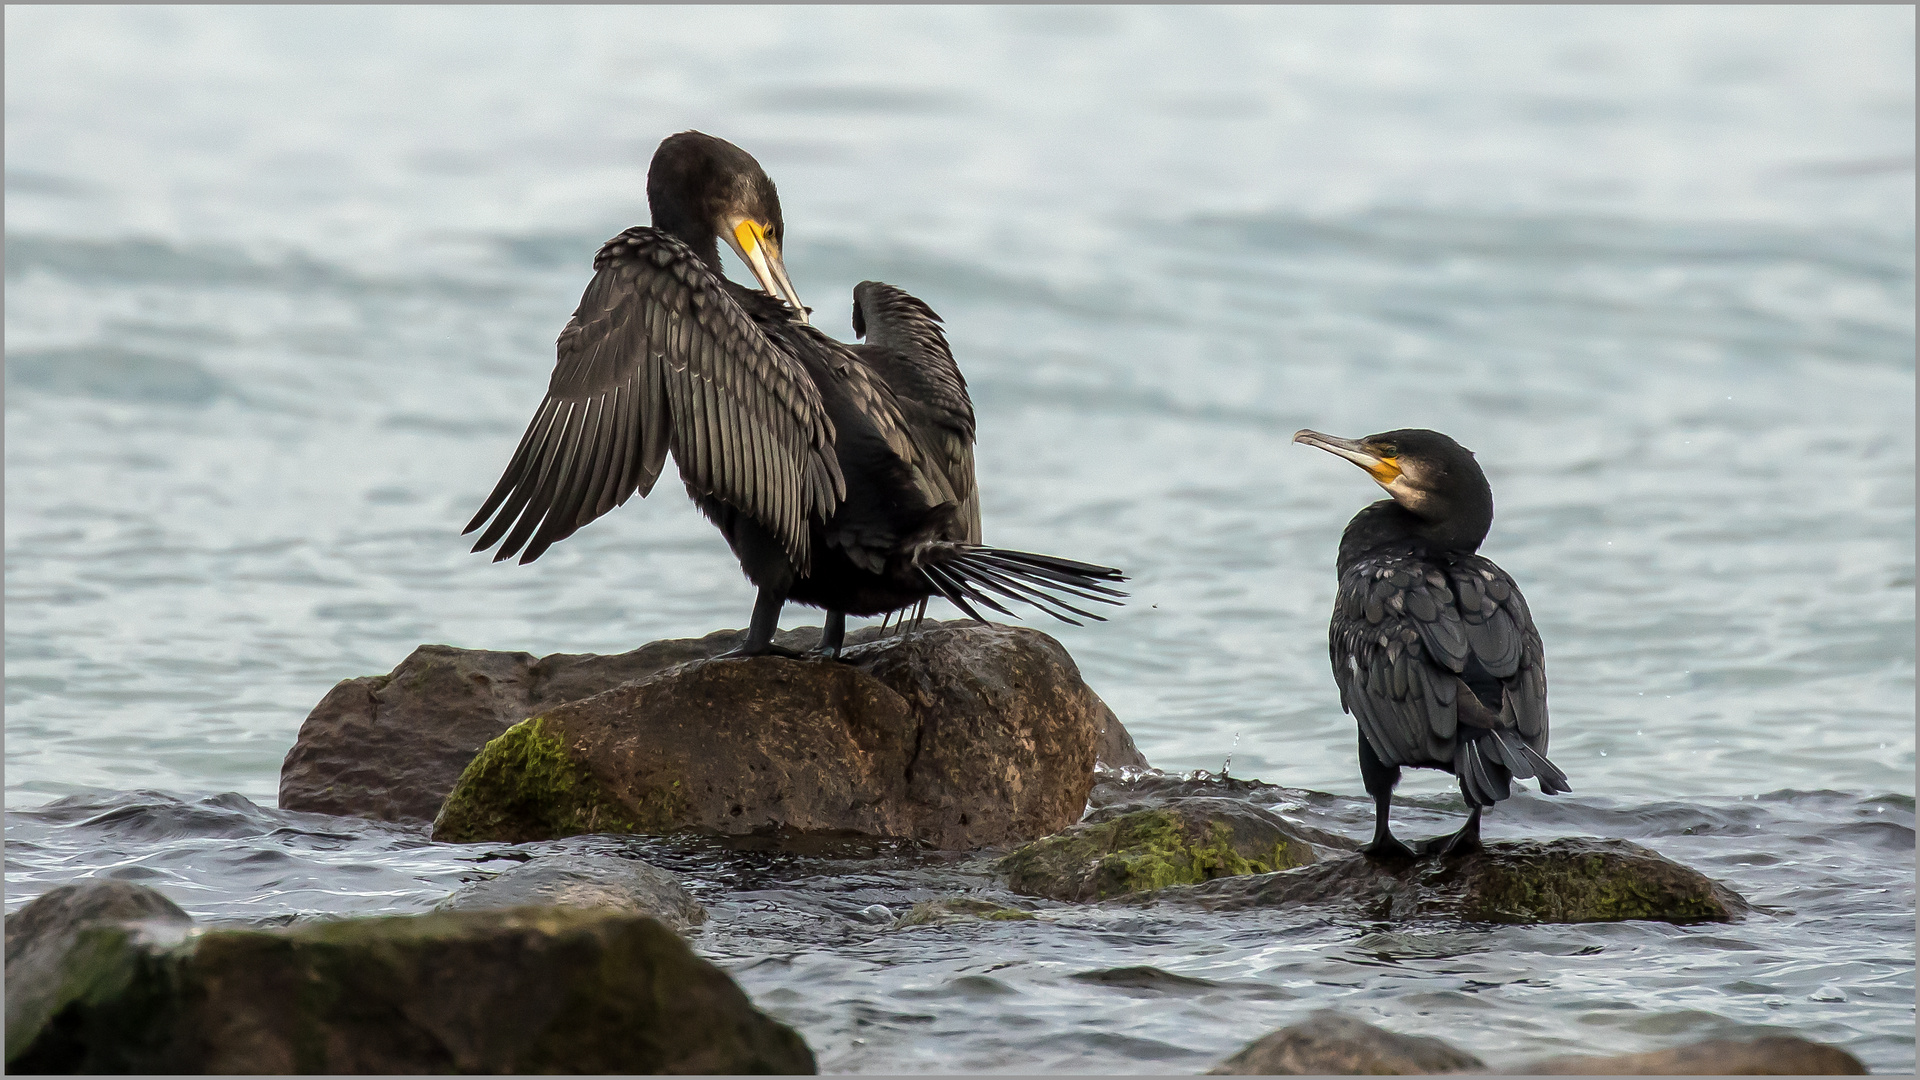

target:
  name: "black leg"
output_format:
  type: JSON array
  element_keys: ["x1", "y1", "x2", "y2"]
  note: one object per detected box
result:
[
  {"x1": 719, "y1": 587, "x2": 804, "y2": 659},
  {"x1": 1414, "y1": 802, "x2": 1484, "y2": 858},
  {"x1": 817, "y1": 610, "x2": 847, "y2": 659},
  {"x1": 1357, "y1": 732, "x2": 1414, "y2": 862}
]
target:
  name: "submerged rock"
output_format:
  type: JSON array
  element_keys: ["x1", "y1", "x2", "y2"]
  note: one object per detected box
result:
[
  {"x1": 892, "y1": 897, "x2": 1039, "y2": 927},
  {"x1": 1521, "y1": 1035, "x2": 1867, "y2": 1075},
  {"x1": 7, "y1": 884, "x2": 813, "y2": 1074},
  {"x1": 1210, "y1": 1015, "x2": 1864, "y2": 1075},
  {"x1": 437, "y1": 854, "x2": 706, "y2": 931},
  {"x1": 997, "y1": 797, "x2": 1324, "y2": 901},
  {"x1": 1145, "y1": 837, "x2": 1748, "y2": 924},
  {"x1": 283, "y1": 621, "x2": 1143, "y2": 828},
  {"x1": 1209, "y1": 1011, "x2": 1485, "y2": 1075},
  {"x1": 431, "y1": 621, "x2": 1109, "y2": 851}
]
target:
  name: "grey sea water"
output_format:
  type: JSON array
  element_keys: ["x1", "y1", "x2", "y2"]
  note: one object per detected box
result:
[{"x1": 5, "y1": 6, "x2": 1914, "y2": 1073}]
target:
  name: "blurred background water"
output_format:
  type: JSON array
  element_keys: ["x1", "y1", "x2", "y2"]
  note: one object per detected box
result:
[{"x1": 5, "y1": 6, "x2": 1913, "y2": 1073}]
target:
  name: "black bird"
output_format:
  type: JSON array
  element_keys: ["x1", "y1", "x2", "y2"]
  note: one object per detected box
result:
[
  {"x1": 1294, "y1": 428, "x2": 1570, "y2": 859},
  {"x1": 465, "y1": 131, "x2": 1126, "y2": 657}
]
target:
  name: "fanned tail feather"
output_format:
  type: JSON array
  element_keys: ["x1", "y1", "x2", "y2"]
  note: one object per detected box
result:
[
  {"x1": 1486, "y1": 729, "x2": 1573, "y2": 796},
  {"x1": 1511, "y1": 738, "x2": 1572, "y2": 795},
  {"x1": 917, "y1": 545, "x2": 1127, "y2": 627}
]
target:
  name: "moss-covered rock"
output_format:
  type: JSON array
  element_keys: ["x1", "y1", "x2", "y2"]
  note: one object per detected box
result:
[
  {"x1": 8, "y1": 884, "x2": 814, "y2": 1074},
  {"x1": 4, "y1": 882, "x2": 194, "y2": 1066},
  {"x1": 432, "y1": 716, "x2": 653, "y2": 843},
  {"x1": 1146, "y1": 837, "x2": 1748, "y2": 924},
  {"x1": 892, "y1": 897, "x2": 1039, "y2": 927},
  {"x1": 430, "y1": 621, "x2": 1110, "y2": 851},
  {"x1": 997, "y1": 797, "x2": 1323, "y2": 902}
]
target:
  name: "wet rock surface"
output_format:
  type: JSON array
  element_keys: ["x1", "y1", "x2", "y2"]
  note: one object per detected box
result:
[
  {"x1": 1146, "y1": 836, "x2": 1748, "y2": 923},
  {"x1": 283, "y1": 620, "x2": 1144, "y2": 829},
  {"x1": 437, "y1": 854, "x2": 706, "y2": 931},
  {"x1": 1208, "y1": 1011, "x2": 1486, "y2": 1075},
  {"x1": 997, "y1": 797, "x2": 1326, "y2": 901},
  {"x1": 431, "y1": 621, "x2": 1112, "y2": 850},
  {"x1": 6, "y1": 882, "x2": 813, "y2": 1075}
]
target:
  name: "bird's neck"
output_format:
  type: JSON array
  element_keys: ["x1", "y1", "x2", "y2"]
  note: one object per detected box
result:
[
  {"x1": 1336, "y1": 499, "x2": 1488, "y2": 571},
  {"x1": 646, "y1": 190, "x2": 727, "y2": 275},
  {"x1": 663, "y1": 220, "x2": 725, "y2": 274}
]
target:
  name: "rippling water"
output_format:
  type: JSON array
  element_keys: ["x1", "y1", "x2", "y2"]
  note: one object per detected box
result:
[{"x1": 6, "y1": 6, "x2": 1914, "y2": 1073}]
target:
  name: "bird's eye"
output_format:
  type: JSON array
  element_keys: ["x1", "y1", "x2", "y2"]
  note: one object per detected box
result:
[{"x1": 1373, "y1": 445, "x2": 1396, "y2": 458}]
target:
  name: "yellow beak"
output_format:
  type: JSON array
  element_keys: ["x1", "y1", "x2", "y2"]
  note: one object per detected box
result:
[
  {"x1": 1293, "y1": 429, "x2": 1402, "y2": 485},
  {"x1": 725, "y1": 219, "x2": 807, "y2": 324}
]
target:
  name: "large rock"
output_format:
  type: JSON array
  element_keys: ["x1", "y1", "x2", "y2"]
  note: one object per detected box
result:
[
  {"x1": 431, "y1": 621, "x2": 1108, "y2": 850},
  {"x1": 1144, "y1": 837, "x2": 1748, "y2": 924},
  {"x1": 4, "y1": 881, "x2": 195, "y2": 1065},
  {"x1": 1209, "y1": 1011, "x2": 1484, "y2": 1075},
  {"x1": 7, "y1": 883, "x2": 813, "y2": 1074},
  {"x1": 997, "y1": 797, "x2": 1326, "y2": 901},
  {"x1": 437, "y1": 854, "x2": 707, "y2": 932},
  {"x1": 283, "y1": 621, "x2": 1143, "y2": 826},
  {"x1": 1520, "y1": 1035, "x2": 1867, "y2": 1075}
]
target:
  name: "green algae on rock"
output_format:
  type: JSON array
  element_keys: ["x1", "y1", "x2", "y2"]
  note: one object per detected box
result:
[
  {"x1": 432, "y1": 716, "x2": 650, "y2": 844},
  {"x1": 1149, "y1": 836, "x2": 1749, "y2": 924},
  {"x1": 997, "y1": 797, "x2": 1323, "y2": 902},
  {"x1": 8, "y1": 887, "x2": 815, "y2": 1075}
]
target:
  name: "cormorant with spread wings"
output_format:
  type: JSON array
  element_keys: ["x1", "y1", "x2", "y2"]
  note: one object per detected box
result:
[
  {"x1": 466, "y1": 131, "x2": 1125, "y2": 657},
  {"x1": 1295, "y1": 428, "x2": 1570, "y2": 859}
]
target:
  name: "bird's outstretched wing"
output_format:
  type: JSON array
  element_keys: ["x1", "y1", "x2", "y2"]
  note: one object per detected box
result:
[
  {"x1": 1329, "y1": 550, "x2": 1549, "y2": 769},
  {"x1": 851, "y1": 280, "x2": 980, "y2": 543},
  {"x1": 465, "y1": 227, "x2": 845, "y2": 568}
]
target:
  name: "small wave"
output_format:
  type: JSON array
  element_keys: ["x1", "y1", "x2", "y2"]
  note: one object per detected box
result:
[
  {"x1": 4, "y1": 234, "x2": 508, "y2": 301},
  {"x1": 6, "y1": 346, "x2": 227, "y2": 406}
]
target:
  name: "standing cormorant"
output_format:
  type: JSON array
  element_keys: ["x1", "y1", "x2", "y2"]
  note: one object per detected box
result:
[
  {"x1": 1294, "y1": 428, "x2": 1570, "y2": 859},
  {"x1": 465, "y1": 131, "x2": 1125, "y2": 657}
]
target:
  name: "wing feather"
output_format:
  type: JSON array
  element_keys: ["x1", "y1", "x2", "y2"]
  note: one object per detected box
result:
[
  {"x1": 851, "y1": 279, "x2": 981, "y2": 544},
  {"x1": 467, "y1": 227, "x2": 841, "y2": 567}
]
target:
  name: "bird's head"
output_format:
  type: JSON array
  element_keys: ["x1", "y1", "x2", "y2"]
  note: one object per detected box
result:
[
  {"x1": 647, "y1": 130, "x2": 807, "y2": 323},
  {"x1": 1293, "y1": 427, "x2": 1494, "y2": 548}
]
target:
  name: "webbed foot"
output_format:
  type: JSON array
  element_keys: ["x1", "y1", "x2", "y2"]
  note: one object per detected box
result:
[
  {"x1": 1360, "y1": 836, "x2": 1417, "y2": 863},
  {"x1": 1409, "y1": 831, "x2": 1482, "y2": 858},
  {"x1": 1411, "y1": 807, "x2": 1483, "y2": 858}
]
